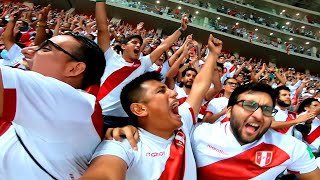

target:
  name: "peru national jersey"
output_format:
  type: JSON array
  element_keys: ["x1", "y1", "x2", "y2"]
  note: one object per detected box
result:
[
  {"x1": 273, "y1": 106, "x2": 296, "y2": 136},
  {"x1": 92, "y1": 103, "x2": 197, "y2": 180},
  {"x1": 205, "y1": 97, "x2": 228, "y2": 123},
  {"x1": 298, "y1": 112, "x2": 320, "y2": 153},
  {"x1": 0, "y1": 66, "x2": 103, "y2": 179},
  {"x1": 98, "y1": 48, "x2": 152, "y2": 117},
  {"x1": 192, "y1": 122, "x2": 318, "y2": 180}
]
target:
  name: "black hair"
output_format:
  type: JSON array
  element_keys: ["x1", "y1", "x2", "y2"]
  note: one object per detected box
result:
[
  {"x1": 15, "y1": 32, "x2": 22, "y2": 42},
  {"x1": 223, "y1": 77, "x2": 237, "y2": 85},
  {"x1": 66, "y1": 33, "x2": 106, "y2": 90},
  {"x1": 216, "y1": 62, "x2": 224, "y2": 71},
  {"x1": 182, "y1": 67, "x2": 198, "y2": 77},
  {"x1": 274, "y1": 85, "x2": 290, "y2": 98},
  {"x1": 227, "y1": 83, "x2": 277, "y2": 108},
  {"x1": 120, "y1": 72, "x2": 163, "y2": 123},
  {"x1": 121, "y1": 34, "x2": 143, "y2": 45},
  {"x1": 296, "y1": 98, "x2": 319, "y2": 114}
]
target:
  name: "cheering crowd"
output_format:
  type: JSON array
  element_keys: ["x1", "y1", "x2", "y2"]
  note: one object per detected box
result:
[{"x1": 0, "y1": 0, "x2": 320, "y2": 179}]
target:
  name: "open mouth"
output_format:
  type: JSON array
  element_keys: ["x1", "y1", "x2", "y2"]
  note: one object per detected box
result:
[
  {"x1": 171, "y1": 101, "x2": 180, "y2": 115},
  {"x1": 134, "y1": 49, "x2": 140, "y2": 54},
  {"x1": 245, "y1": 122, "x2": 260, "y2": 134}
]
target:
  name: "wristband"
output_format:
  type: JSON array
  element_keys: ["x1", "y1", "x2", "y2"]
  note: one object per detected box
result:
[
  {"x1": 96, "y1": 0, "x2": 106, "y2": 2},
  {"x1": 178, "y1": 27, "x2": 185, "y2": 33},
  {"x1": 37, "y1": 22, "x2": 46, "y2": 27}
]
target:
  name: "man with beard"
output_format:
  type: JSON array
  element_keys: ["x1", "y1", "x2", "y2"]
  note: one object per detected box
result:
[
  {"x1": 271, "y1": 86, "x2": 315, "y2": 136},
  {"x1": 192, "y1": 83, "x2": 320, "y2": 179}
]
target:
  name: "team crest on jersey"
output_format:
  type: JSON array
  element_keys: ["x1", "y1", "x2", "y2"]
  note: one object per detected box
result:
[{"x1": 255, "y1": 151, "x2": 273, "y2": 167}]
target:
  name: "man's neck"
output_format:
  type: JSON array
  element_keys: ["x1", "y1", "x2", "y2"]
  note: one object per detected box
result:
[
  {"x1": 276, "y1": 105, "x2": 287, "y2": 111},
  {"x1": 224, "y1": 92, "x2": 231, "y2": 99},
  {"x1": 183, "y1": 86, "x2": 191, "y2": 95},
  {"x1": 122, "y1": 53, "x2": 137, "y2": 63}
]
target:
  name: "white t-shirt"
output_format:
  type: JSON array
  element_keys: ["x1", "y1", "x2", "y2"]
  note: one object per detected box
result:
[
  {"x1": 205, "y1": 96, "x2": 228, "y2": 123},
  {"x1": 273, "y1": 106, "x2": 297, "y2": 136},
  {"x1": 92, "y1": 103, "x2": 197, "y2": 180},
  {"x1": 98, "y1": 48, "x2": 153, "y2": 117},
  {"x1": 192, "y1": 122, "x2": 318, "y2": 179},
  {"x1": 147, "y1": 60, "x2": 170, "y2": 83},
  {"x1": 0, "y1": 66, "x2": 103, "y2": 179},
  {"x1": 0, "y1": 43, "x2": 24, "y2": 67}
]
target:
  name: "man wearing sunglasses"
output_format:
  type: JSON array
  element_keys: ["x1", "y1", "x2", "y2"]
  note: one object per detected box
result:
[
  {"x1": 193, "y1": 83, "x2": 320, "y2": 179},
  {"x1": 203, "y1": 78, "x2": 238, "y2": 123},
  {"x1": 0, "y1": 33, "x2": 106, "y2": 179}
]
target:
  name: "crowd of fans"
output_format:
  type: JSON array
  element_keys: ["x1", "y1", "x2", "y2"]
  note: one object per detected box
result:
[
  {"x1": 0, "y1": 0, "x2": 320, "y2": 179},
  {"x1": 108, "y1": 0, "x2": 320, "y2": 58}
]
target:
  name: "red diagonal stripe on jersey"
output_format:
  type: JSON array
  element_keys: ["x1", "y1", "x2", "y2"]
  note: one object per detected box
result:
[
  {"x1": 97, "y1": 61, "x2": 141, "y2": 101},
  {"x1": 0, "y1": 89, "x2": 17, "y2": 136},
  {"x1": 178, "y1": 97, "x2": 187, "y2": 105},
  {"x1": 197, "y1": 142, "x2": 290, "y2": 180},
  {"x1": 275, "y1": 113, "x2": 295, "y2": 134},
  {"x1": 229, "y1": 65, "x2": 237, "y2": 73},
  {"x1": 188, "y1": 107, "x2": 196, "y2": 125},
  {"x1": 159, "y1": 130, "x2": 186, "y2": 180},
  {"x1": 304, "y1": 126, "x2": 320, "y2": 145}
]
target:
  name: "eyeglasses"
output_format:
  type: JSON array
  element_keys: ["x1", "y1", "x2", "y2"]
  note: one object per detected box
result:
[
  {"x1": 36, "y1": 39, "x2": 80, "y2": 61},
  {"x1": 226, "y1": 82, "x2": 239, "y2": 87},
  {"x1": 236, "y1": 100, "x2": 278, "y2": 117}
]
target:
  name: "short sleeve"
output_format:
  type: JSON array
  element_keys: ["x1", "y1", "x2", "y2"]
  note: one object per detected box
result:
[
  {"x1": 104, "y1": 47, "x2": 117, "y2": 64},
  {"x1": 7, "y1": 43, "x2": 24, "y2": 65},
  {"x1": 140, "y1": 54, "x2": 153, "y2": 69},
  {"x1": 179, "y1": 102, "x2": 196, "y2": 134},
  {"x1": 206, "y1": 99, "x2": 219, "y2": 114},
  {"x1": 287, "y1": 141, "x2": 318, "y2": 174},
  {"x1": 159, "y1": 60, "x2": 170, "y2": 80},
  {"x1": 1, "y1": 66, "x2": 96, "y2": 140},
  {"x1": 91, "y1": 139, "x2": 134, "y2": 167}
]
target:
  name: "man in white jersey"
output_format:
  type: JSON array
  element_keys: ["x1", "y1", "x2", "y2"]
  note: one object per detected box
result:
[
  {"x1": 0, "y1": 33, "x2": 106, "y2": 179},
  {"x1": 81, "y1": 34, "x2": 222, "y2": 180},
  {"x1": 95, "y1": 1, "x2": 189, "y2": 130},
  {"x1": 296, "y1": 98, "x2": 320, "y2": 156},
  {"x1": 203, "y1": 78, "x2": 238, "y2": 123},
  {"x1": 192, "y1": 83, "x2": 320, "y2": 179},
  {"x1": 271, "y1": 86, "x2": 315, "y2": 135}
]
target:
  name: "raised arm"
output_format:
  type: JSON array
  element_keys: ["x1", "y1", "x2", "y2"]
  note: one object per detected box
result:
[
  {"x1": 150, "y1": 15, "x2": 188, "y2": 63},
  {"x1": 165, "y1": 42, "x2": 189, "y2": 90},
  {"x1": 96, "y1": 0, "x2": 110, "y2": 52},
  {"x1": 186, "y1": 34, "x2": 222, "y2": 115},
  {"x1": 271, "y1": 113, "x2": 315, "y2": 129},
  {"x1": 2, "y1": 9, "x2": 22, "y2": 50},
  {"x1": 252, "y1": 63, "x2": 267, "y2": 82},
  {"x1": 34, "y1": 5, "x2": 50, "y2": 46}
]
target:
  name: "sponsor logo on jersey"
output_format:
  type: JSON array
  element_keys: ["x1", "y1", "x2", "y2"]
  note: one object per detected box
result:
[
  {"x1": 146, "y1": 151, "x2": 166, "y2": 157},
  {"x1": 255, "y1": 151, "x2": 273, "y2": 167},
  {"x1": 207, "y1": 144, "x2": 228, "y2": 155}
]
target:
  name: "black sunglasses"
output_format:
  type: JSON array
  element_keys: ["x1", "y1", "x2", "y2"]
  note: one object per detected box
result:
[
  {"x1": 36, "y1": 39, "x2": 80, "y2": 61},
  {"x1": 236, "y1": 100, "x2": 278, "y2": 117}
]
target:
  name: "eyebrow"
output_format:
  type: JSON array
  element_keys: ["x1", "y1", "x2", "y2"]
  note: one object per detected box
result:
[{"x1": 154, "y1": 85, "x2": 166, "y2": 93}]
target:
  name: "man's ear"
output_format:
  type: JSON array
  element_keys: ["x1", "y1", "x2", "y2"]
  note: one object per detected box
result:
[
  {"x1": 130, "y1": 103, "x2": 148, "y2": 117},
  {"x1": 65, "y1": 62, "x2": 86, "y2": 77},
  {"x1": 226, "y1": 106, "x2": 232, "y2": 119},
  {"x1": 121, "y1": 44, "x2": 126, "y2": 51}
]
